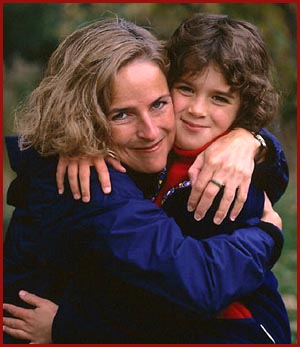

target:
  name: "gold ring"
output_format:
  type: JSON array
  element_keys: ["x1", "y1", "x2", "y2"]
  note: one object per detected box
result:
[{"x1": 209, "y1": 178, "x2": 225, "y2": 189}]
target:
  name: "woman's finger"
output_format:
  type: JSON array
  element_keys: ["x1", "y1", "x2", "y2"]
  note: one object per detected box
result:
[
  {"x1": 192, "y1": 182, "x2": 220, "y2": 221},
  {"x1": 187, "y1": 166, "x2": 211, "y2": 213},
  {"x1": 229, "y1": 181, "x2": 250, "y2": 222},
  {"x1": 212, "y1": 186, "x2": 236, "y2": 225}
]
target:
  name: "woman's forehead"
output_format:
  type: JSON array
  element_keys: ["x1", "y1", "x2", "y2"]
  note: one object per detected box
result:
[{"x1": 110, "y1": 60, "x2": 169, "y2": 107}]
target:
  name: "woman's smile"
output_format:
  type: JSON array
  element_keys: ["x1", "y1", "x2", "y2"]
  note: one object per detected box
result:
[{"x1": 108, "y1": 59, "x2": 175, "y2": 173}]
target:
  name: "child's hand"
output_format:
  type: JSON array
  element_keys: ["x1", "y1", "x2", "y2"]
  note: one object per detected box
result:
[
  {"x1": 261, "y1": 193, "x2": 282, "y2": 230},
  {"x1": 56, "y1": 155, "x2": 126, "y2": 202},
  {"x1": 3, "y1": 290, "x2": 58, "y2": 344},
  {"x1": 187, "y1": 128, "x2": 257, "y2": 224}
]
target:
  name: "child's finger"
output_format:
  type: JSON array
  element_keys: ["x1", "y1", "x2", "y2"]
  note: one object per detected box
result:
[
  {"x1": 106, "y1": 157, "x2": 126, "y2": 173},
  {"x1": 3, "y1": 303, "x2": 30, "y2": 320},
  {"x1": 67, "y1": 161, "x2": 81, "y2": 200},
  {"x1": 56, "y1": 157, "x2": 68, "y2": 195},
  {"x1": 3, "y1": 317, "x2": 27, "y2": 331},
  {"x1": 94, "y1": 159, "x2": 112, "y2": 194},
  {"x1": 78, "y1": 160, "x2": 91, "y2": 202},
  {"x1": 18, "y1": 290, "x2": 49, "y2": 307},
  {"x1": 3, "y1": 325, "x2": 31, "y2": 341}
]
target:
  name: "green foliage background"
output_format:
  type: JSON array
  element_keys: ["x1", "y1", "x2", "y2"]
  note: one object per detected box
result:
[{"x1": 3, "y1": 3, "x2": 297, "y2": 343}]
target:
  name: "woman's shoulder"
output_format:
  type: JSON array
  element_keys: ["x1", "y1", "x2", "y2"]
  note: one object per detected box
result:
[{"x1": 90, "y1": 166, "x2": 145, "y2": 201}]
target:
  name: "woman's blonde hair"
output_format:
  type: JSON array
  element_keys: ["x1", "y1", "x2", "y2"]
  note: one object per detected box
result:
[{"x1": 15, "y1": 18, "x2": 168, "y2": 157}]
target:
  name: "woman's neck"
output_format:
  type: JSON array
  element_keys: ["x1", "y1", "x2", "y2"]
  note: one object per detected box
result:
[{"x1": 125, "y1": 166, "x2": 166, "y2": 200}]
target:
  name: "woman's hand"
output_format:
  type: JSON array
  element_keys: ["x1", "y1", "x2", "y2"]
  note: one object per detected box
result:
[
  {"x1": 188, "y1": 128, "x2": 261, "y2": 225},
  {"x1": 56, "y1": 155, "x2": 126, "y2": 202},
  {"x1": 3, "y1": 290, "x2": 58, "y2": 344},
  {"x1": 261, "y1": 193, "x2": 282, "y2": 230}
]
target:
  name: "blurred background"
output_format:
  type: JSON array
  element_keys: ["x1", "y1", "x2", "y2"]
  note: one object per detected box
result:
[{"x1": 3, "y1": 3, "x2": 297, "y2": 343}]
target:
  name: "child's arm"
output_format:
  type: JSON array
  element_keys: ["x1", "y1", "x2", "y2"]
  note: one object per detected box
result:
[{"x1": 56, "y1": 155, "x2": 126, "y2": 202}]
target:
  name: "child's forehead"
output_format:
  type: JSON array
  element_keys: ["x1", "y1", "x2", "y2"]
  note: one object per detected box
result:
[{"x1": 180, "y1": 62, "x2": 223, "y2": 80}]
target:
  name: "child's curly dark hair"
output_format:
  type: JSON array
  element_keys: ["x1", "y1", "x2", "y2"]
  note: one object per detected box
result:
[{"x1": 167, "y1": 13, "x2": 280, "y2": 133}]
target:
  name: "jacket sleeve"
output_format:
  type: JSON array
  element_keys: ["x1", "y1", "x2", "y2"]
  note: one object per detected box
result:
[
  {"x1": 85, "y1": 195, "x2": 283, "y2": 314},
  {"x1": 254, "y1": 128, "x2": 289, "y2": 204},
  {"x1": 51, "y1": 171, "x2": 283, "y2": 341}
]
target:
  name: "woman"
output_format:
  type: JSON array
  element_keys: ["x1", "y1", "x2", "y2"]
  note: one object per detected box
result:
[{"x1": 4, "y1": 18, "x2": 286, "y2": 343}]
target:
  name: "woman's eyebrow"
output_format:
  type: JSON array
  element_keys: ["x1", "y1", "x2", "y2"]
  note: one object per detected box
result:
[
  {"x1": 108, "y1": 106, "x2": 128, "y2": 114},
  {"x1": 154, "y1": 94, "x2": 172, "y2": 101},
  {"x1": 109, "y1": 94, "x2": 172, "y2": 113}
]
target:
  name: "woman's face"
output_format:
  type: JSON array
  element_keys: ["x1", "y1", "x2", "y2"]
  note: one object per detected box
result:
[{"x1": 107, "y1": 60, "x2": 175, "y2": 173}]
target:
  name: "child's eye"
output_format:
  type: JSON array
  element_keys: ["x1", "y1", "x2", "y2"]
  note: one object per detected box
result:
[
  {"x1": 212, "y1": 95, "x2": 229, "y2": 103},
  {"x1": 178, "y1": 85, "x2": 194, "y2": 94}
]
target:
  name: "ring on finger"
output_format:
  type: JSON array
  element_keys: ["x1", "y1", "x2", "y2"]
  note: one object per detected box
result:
[{"x1": 209, "y1": 178, "x2": 225, "y2": 189}]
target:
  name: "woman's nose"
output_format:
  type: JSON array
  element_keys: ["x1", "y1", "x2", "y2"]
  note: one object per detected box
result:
[{"x1": 137, "y1": 115, "x2": 160, "y2": 140}]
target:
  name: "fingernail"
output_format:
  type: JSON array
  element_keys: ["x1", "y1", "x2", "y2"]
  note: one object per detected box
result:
[
  {"x1": 194, "y1": 213, "x2": 202, "y2": 221},
  {"x1": 103, "y1": 187, "x2": 111, "y2": 194},
  {"x1": 230, "y1": 215, "x2": 236, "y2": 222},
  {"x1": 19, "y1": 290, "x2": 27, "y2": 296},
  {"x1": 214, "y1": 217, "x2": 221, "y2": 225},
  {"x1": 187, "y1": 205, "x2": 193, "y2": 212},
  {"x1": 82, "y1": 196, "x2": 90, "y2": 203},
  {"x1": 74, "y1": 194, "x2": 81, "y2": 200},
  {"x1": 58, "y1": 189, "x2": 63, "y2": 195}
]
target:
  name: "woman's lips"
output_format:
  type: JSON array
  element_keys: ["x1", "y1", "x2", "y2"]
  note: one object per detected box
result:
[{"x1": 134, "y1": 138, "x2": 164, "y2": 153}]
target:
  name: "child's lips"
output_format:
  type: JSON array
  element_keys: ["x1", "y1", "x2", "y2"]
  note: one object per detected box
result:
[{"x1": 182, "y1": 119, "x2": 210, "y2": 130}]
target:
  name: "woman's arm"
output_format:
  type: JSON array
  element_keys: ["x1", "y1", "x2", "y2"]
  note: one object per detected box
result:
[
  {"x1": 187, "y1": 128, "x2": 288, "y2": 224},
  {"x1": 56, "y1": 128, "x2": 287, "y2": 226},
  {"x1": 3, "y1": 221, "x2": 282, "y2": 343},
  {"x1": 3, "y1": 171, "x2": 283, "y2": 343},
  {"x1": 253, "y1": 128, "x2": 289, "y2": 204},
  {"x1": 52, "y1": 169, "x2": 284, "y2": 316}
]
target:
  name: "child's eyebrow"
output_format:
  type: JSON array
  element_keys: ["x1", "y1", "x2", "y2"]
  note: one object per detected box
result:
[{"x1": 213, "y1": 89, "x2": 239, "y2": 99}]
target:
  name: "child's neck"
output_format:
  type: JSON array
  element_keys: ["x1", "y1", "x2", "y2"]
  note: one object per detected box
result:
[
  {"x1": 174, "y1": 130, "x2": 230, "y2": 154},
  {"x1": 155, "y1": 130, "x2": 230, "y2": 206}
]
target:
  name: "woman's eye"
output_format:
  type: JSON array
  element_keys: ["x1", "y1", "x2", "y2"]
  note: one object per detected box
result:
[
  {"x1": 152, "y1": 100, "x2": 166, "y2": 110},
  {"x1": 111, "y1": 112, "x2": 127, "y2": 121}
]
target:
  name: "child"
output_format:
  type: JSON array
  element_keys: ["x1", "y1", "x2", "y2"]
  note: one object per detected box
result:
[
  {"x1": 155, "y1": 13, "x2": 290, "y2": 343},
  {"x1": 5, "y1": 14, "x2": 290, "y2": 344}
]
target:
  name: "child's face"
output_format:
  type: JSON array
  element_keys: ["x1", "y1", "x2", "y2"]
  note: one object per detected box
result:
[{"x1": 171, "y1": 64, "x2": 240, "y2": 150}]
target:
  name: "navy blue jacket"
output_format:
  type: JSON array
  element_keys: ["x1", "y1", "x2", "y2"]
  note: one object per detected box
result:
[
  {"x1": 4, "y1": 131, "x2": 288, "y2": 343},
  {"x1": 160, "y1": 159, "x2": 290, "y2": 342}
]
